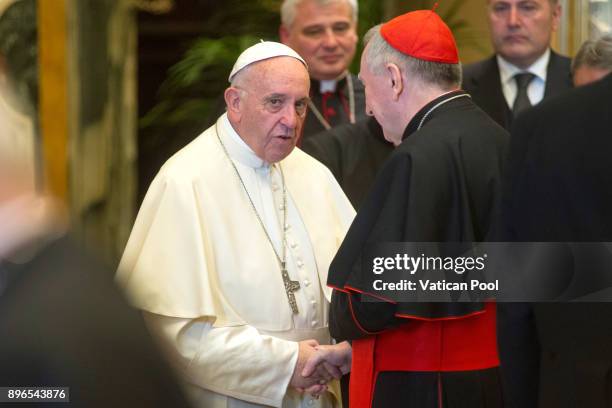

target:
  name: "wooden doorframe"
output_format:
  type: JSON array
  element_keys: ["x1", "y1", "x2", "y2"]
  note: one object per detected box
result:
[{"x1": 38, "y1": 0, "x2": 69, "y2": 201}]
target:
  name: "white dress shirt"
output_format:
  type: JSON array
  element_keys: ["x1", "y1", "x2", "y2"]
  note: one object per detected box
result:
[{"x1": 497, "y1": 48, "x2": 550, "y2": 109}]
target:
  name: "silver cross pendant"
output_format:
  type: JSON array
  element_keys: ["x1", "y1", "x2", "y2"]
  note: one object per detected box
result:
[{"x1": 281, "y1": 263, "x2": 300, "y2": 314}]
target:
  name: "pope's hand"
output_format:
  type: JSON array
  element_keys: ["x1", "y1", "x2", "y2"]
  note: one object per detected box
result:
[
  {"x1": 301, "y1": 341, "x2": 352, "y2": 379},
  {"x1": 290, "y1": 339, "x2": 333, "y2": 390}
]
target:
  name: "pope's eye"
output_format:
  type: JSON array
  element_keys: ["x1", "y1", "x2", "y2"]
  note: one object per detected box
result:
[
  {"x1": 264, "y1": 97, "x2": 285, "y2": 112},
  {"x1": 295, "y1": 100, "x2": 308, "y2": 116}
]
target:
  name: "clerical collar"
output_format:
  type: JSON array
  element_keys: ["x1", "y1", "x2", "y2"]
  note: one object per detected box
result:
[
  {"x1": 309, "y1": 72, "x2": 356, "y2": 129},
  {"x1": 497, "y1": 48, "x2": 550, "y2": 86},
  {"x1": 312, "y1": 71, "x2": 348, "y2": 95},
  {"x1": 220, "y1": 113, "x2": 268, "y2": 169},
  {"x1": 319, "y1": 80, "x2": 337, "y2": 93},
  {"x1": 404, "y1": 90, "x2": 470, "y2": 138}
]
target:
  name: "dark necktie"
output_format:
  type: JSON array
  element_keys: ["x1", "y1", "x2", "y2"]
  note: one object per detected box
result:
[{"x1": 512, "y1": 72, "x2": 536, "y2": 115}]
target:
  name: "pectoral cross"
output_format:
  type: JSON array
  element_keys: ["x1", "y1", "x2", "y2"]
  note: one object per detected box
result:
[{"x1": 281, "y1": 262, "x2": 300, "y2": 314}]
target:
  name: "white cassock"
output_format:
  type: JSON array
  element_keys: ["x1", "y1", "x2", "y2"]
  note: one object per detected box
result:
[{"x1": 117, "y1": 113, "x2": 355, "y2": 408}]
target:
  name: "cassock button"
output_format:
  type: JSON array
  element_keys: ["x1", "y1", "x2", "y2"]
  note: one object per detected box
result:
[
  {"x1": 272, "y1": 183, "x2": 279, "y2": 191},
  {"x1": 310, "y1": 299, "x2": 316, "y2": 307},
  {"x1": 304, "y1": 279, "x2": 311, "y2": 287},
  {"x1": 290, "y1": 242, "x2": 298, "y2": 249},
  {"x1": 297, "y1": 259, "x2": 304, "y2": 268},
  {"x1": 311, "y1": 320, "x2": 318, "y2": 327},
  {"x1": 307, "y1": 399, "x2": 314, "y2": 406},
  {"x1": 284, "y1": 223, "x2": 290, "y2": 231}
]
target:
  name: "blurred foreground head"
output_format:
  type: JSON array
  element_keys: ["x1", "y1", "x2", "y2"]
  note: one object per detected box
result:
[{"x1": 0, "y1": 80, "x2": 65, "y2": 259}]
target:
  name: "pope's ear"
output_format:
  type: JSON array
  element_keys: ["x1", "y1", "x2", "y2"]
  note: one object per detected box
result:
[{"x1": 224, "y1": 87, "x2": 243, "y2": 115}]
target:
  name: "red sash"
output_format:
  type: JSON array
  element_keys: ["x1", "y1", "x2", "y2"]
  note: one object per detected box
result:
[{"x1": 349, "y1": 302, "x2": 499, "y2": 408}]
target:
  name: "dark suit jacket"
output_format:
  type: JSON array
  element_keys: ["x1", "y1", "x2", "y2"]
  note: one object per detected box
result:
[
  {"x1": 498, "y1": 73, "x2": 612, "y2": 408},
  {"x1": 462, "y1": 50, "x2": 572, "y2": 129}
]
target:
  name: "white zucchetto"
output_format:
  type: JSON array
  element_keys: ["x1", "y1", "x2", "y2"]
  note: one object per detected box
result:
[{"x1": 228, "y1": 40, "x2": 307, "y2": 82}]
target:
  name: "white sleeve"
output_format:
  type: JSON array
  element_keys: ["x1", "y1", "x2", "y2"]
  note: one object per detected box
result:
[{"x1": 143, "y1": 312, "x2": 298, "y2": 408}]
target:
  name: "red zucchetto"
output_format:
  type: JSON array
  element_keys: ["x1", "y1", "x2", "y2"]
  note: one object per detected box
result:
[{"x1": 380, "y1": 10, "x2": 459, "y2": 64}]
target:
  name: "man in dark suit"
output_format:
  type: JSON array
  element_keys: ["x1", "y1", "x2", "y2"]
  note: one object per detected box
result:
[
  {"x1": 498, "y1": 73, "x2": 612, "y2": 408},
  {"x1": 463, "y1": 0, "x2": 572, "y2": 129}
]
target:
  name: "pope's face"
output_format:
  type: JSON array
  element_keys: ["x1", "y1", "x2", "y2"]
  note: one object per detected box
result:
[
  {"x1": 280, "y1": 0, "x2": 357, "y2": 81},
  {"x1": 488, "y1": 0, "x2": 561, "y2": 68},
  {"x1": 359, "y1": 46, "x2": 402, "y2": 145},
  {"x1": 236, "y1": 58, "x2": 310, "y2": 163}
]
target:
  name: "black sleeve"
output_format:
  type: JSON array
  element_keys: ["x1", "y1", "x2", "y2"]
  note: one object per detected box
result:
[
  {"x1": 327, "y1": 151, "x2": 411, "y2": 329},
  {"x1": 329, "y1": 290, "x2": 398, "y2": 341}
]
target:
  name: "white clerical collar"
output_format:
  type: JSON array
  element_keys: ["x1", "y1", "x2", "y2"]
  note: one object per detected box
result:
[
  {"x1": 497, "y1": 48, "x2": 550, "y2": 85},
  {"x1": 319, "y1": 80, "x2": 337, "y2": 93},
  {"x1": 219, "y1": 113, "x2": 268, "y2": 169}
]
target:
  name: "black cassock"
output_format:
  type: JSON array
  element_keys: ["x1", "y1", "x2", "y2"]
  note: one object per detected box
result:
[
  {"x1": 328, "y1": 91, "x2": 508, "y2": 408},
  {"x1": 498, "y1": 73, "x2": 612, "y2": 408},
  {"x1": 302, "y1": 117, "x2": 394, "y2": 209}
]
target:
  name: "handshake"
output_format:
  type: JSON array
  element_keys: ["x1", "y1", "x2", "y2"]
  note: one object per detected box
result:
[{"x1": 290, "y1": 340, "x2": 352, "y2": 396}]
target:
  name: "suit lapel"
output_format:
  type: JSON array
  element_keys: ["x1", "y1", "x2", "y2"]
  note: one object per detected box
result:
[
  {"x1": 469, "y1": 56, "x2": 511, "y2": 129},
  {"x1": 544, "y1": 50, "x2": 573, "y2": 98}
]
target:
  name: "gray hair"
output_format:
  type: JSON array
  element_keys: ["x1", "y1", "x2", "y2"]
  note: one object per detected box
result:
[
  {"x1": 230, "y1": 67, "x2": 251, "y2": 92},
  {"x1": 572, "y1": 34, "x2": 612, "y2": 73},
  {"x1": 488, "y1": 0, "x2": 558, "y2": 4},
  {"x1": 363, "y1": 24, "x2": 462, "y2": 90},
  {"x1": 280, "y1": 0, "x2": 358, "y2": 28}
]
